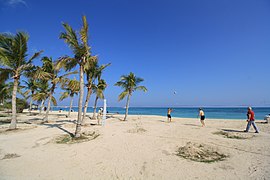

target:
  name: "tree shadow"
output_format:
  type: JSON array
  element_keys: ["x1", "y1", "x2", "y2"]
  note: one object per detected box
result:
[
  {"x1": 57, "y1": 120, "x2": 76, "y2": 124},
  {"x1": 221, "y1": 129, "x2": 244, "y2": 133},
  {"x1": 42, "y1": 123, "x2": 74, "y2": 136},
  {"x1": 183, "y1": 124, "x2": 201, "y2": 127}
]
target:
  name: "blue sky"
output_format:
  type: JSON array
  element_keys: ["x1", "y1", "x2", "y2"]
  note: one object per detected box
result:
[{"x1": 1, "y1": 0, "x2": 270, "y2": 107}]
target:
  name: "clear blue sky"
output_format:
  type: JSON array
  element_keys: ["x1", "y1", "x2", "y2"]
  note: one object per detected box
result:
[{"x1": 1, "y1": 0, "x2": 270, "y2": 107}]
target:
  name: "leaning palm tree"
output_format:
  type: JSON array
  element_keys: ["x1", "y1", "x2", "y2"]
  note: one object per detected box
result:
[
  {"x1": 114, "y1": 72, "x2": 147, "y2": 121},
  {"x1": 59, "y1": 15, "x2": 94, "y2": 137},
  {"x1": 92, "y1": 79, "x2": 107, "y2": 122},
  {"x1": 36, "y1": 56, "x2": 76, "y2": 122},
  {"x1": 59, "y1": 78, "x2": 80, "y2": 118},
  {"x1": 0, "y1": 32, "x2": 42, "y2": 129}
]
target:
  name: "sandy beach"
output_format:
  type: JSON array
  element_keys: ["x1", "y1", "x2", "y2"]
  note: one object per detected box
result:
[{"x1": 0, "y1": 111, "x2": 270, "y2": 180}]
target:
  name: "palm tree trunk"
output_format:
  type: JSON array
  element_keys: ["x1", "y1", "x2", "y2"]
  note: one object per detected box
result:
[
  {"x1": 9, "y1": 78, "x2": 19, "y2": 129},
  {"x1": 82, "y1": 87, "x2": 92, "y2": 125},
  {"x1": 44, "y1": 86, "x2": 55, "y2": 122},
  {"x1": 68, "y1": 95, "x2": 74, "y2": 118},
  {"x1": 92, "y1": 96, "x2": 98, "y2": 120},
  {"x1": 39, "y1": 100, "x2": 44, "y2": 114},
  {"x1": 75, "y1": 65, "x2": 84, "y2": 138},
  {"x1": 124, "y1": 94, "x2": 131, "y2": 121},
  {"x1": 29, "y1": 91, "x2": 34, "y2": 114}
]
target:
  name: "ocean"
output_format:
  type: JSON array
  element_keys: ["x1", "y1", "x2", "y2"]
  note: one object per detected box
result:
[{"x1": 50, "y1": 107, "x2": 270, "y2": 120}]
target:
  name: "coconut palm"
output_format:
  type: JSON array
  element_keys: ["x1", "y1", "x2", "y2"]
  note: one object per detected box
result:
[
  {"x1": 0, "y1": 32, "x2": 42, "y2": 129},
  {"x1": 59, "y1": 78, "x2": 79, "y2": 118},
  {"x1": 32, "y1": 80, "x2": 50, "y2": 114},
  {"x1": 82, "y1": 58, "x2": 98, "y2": 124},
  {"x1": 23, "y1": 78, "x2": 39, "y2": 114},
  {"x1": 36, "y1": 56, "x2": 76, "y2": 122},
  {"x1": 23, "y1": 66, "x2": 38, "y2": 114},
  {"x1": 59, "y1": 15, "x2": 94, "y2": 137},
  {"x1": 92, "y1": 79, "x2": 107, "y2": 123},
  {"x1": 114, "y1": 72, "x2": 147, "y2": 121},
  {"x1": 82, "y1": 60, "x2": 110, "y2": 124}
]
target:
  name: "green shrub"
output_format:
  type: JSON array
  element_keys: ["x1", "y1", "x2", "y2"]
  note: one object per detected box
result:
[{"x1": 3, "y1": 98, "x2": 29, "y2": 113}]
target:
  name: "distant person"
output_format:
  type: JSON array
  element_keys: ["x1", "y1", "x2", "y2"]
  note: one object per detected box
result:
[
  {"x1": 244, "y1": 107, "x2": 259, "y2": 133},
  {"x1": 167, "y1": 108, "x2": 173, "y2": 122},
  {"x1": 44, "y1": 107, "x2": 47, "y2": 111},
  {"x1": 198, "y1": 108, "x2": 205, "y2": 127}
]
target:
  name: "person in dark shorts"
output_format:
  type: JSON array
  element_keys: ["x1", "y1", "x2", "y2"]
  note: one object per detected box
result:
[
  {"x1": 198, "y1": 108, "x2": 205, "y2": 127},
  {"x1": 167, "y1": 108, "x2": 173, "y2": 122}
]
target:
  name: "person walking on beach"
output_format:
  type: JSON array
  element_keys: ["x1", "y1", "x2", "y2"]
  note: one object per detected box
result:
[
  {"x1": 244, "y1": 107, "x2": 259, "y2": 133},
  {"x1": 198, "y1": 108, "x2": 205, "y2": 127},
  {"x1": 167, "y1": 108, "x2": 173, "y2": 122}
]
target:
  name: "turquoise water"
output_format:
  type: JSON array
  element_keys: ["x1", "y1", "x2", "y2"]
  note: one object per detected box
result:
[{"x1": 51, "y1": 107, "x2": 270, "y2": 120}]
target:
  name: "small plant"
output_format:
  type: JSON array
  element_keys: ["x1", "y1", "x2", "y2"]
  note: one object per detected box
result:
[
  {"x1": 127, "y1": 124, "x2": 147, "y2": 133},
  {"x1": 176, "y1": 142, "x2": 227, "y2": 163},
  {"x1": 55, "y1": 131, "x2": 100, "y2": 144},
  {"x1": 213, "y1": 131, "x2": 248, "y2": 139},
  {"x1": 2, "y1": 153, "x2": 20, "y2": 160}
]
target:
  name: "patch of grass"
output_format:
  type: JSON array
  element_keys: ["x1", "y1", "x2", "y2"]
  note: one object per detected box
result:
[
  {"x1": 127, "y1": 123, "x2": 147, "y2": 133},
  {"x1": 213, "y1": 131, "x2": 248, "y2": 139},
  {"x1": 127, "y1": 127, "x2": 147, "y2": 133},
  {"x1": 55, "y1": 131, "x2": 100, "y2": 144},
  {"x1": 176, "y1": 142, "x2": 227, "y2": 163},
  {"x1": 2, "y1": 153, "x2": 20, "y2": 160}
]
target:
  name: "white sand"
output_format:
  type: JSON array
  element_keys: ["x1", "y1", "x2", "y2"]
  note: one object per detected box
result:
[{"x1": 0, "y1": 111, "x2": 270, "y2": 179}]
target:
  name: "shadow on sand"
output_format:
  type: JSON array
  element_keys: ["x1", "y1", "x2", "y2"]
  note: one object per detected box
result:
[
  {"x1": 183, "y1": 124, "x2": 201, "y2": 127},
  {"x1": 42, "y1": 123, "x2": 74, "y2": 136},
  {"x1": 221, "y1": 129, "x2": 244, "y2": 133}
]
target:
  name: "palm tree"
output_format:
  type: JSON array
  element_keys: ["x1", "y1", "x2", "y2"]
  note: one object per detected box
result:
[
  {"x1": 23, "y1": 66, "x2": 38, "y2": 114},
  {"x1": 0, "y1": 32, "x2": 42, "y2": 129},
  {"x1": 36, "y1": 56, "x2": 76, "y2": 122},
  {"x1": 32, "y1": 80, "x2": 50, "y2": 114},
  {"x1": 59, "y1": 15, "x2": 94, "y2": 137},
  {"x1": 115, "y1": 72, "x2": 147, "y2": 121},
  {"x1": 92, "y1": 79, "x2": 107, "y2": 123},
  {"x1": 23, "y1": 78, "x2": 39, "y2": 114},
  {"x1": 82, "y1": 60, "x2": 110, "y2": 124},
  {"x1": 82, "y1": 58, "x2": 98, "y2": 124},
  {"x1": 60, "y1": 78, "x2": 79, "y2": 118}
]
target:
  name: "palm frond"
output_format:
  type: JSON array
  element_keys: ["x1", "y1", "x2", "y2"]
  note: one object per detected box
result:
[
  {"x1": 134, "y1": 86, "x2": 148, "y2": 92},
  {"x1": 59, "y1": 91, "x2": 69, "y2": 101},
  {"x1": 56, "y1": 56, "x2": 77, "y2": 71},
  {"x1": 60, "y1": 23, "x2": 81, "y2": 54},
  {"x1": 0, "y1": 68, "x2": 13, "y2": 83},
  {"x1": 51, "y1": 96, "x2": 57, "y2": 106},
  {"x1": 118, "y1": 91, "x2": 129, "y2": 101},
  {"x1": 28, "y1": 50, "x2": 43, "y2": 63},
  {"x1": 80, "y1": 15, "x2": 89, "y2": 49}
]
